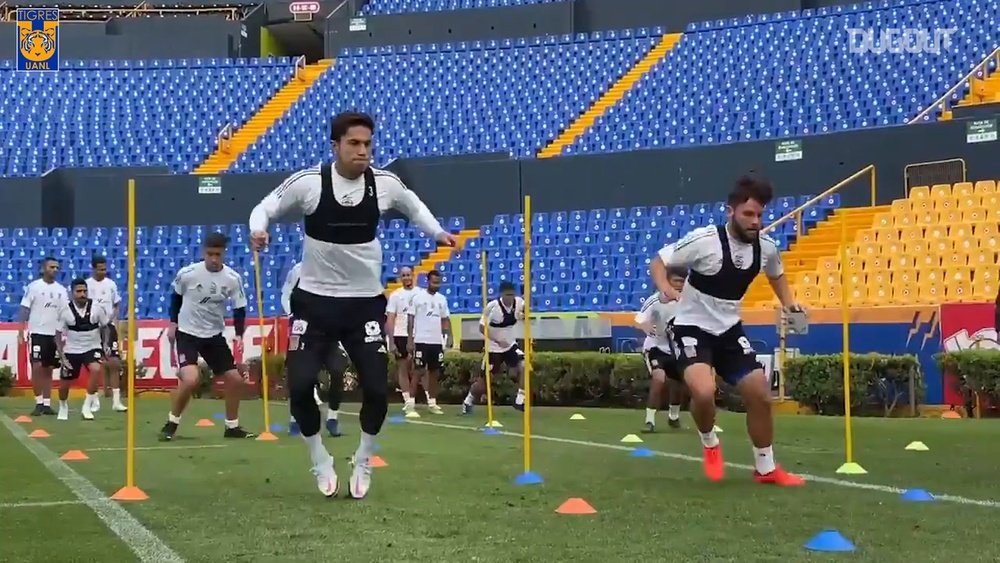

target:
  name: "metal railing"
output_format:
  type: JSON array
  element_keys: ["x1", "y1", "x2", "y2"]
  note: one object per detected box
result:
[
  {"x1": 761, "y1": 164, "x2": 877, "y2": 240},
  {"x1": 910, "y1": 46, "x2": 1000, "y2": 123},
  {"x1": 2, "y1": 4, "x2": 244, "y2": 21}
]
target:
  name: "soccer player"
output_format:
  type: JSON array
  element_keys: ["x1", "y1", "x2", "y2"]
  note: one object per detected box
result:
[
  {"x1": 158, "y1": 233, "x2": 256, "y2": 441},
  {"x1": 385, "y1": 266, "x2": 418, "y2": 413},
  {"x1": 635, "y1": 265, "x2": 687, "y2": 433},
  {"x1": 86, "y1": 255, "x2": 127, "y2": 413},
  {"x1": 249, "y1": 111, "x2": 455, "y2": 499},
  {"x1": 56, "y1": 278, "x2": 110, "y2": 421},
  {"x1": 407, "y1": 270, "x2": 449, "y2": 415},
  {"x1": 652, "y1": 175, "x2": 805, "y2": 486},
  {"x1": 20, "y1": 257, "x2": 68, "y2": 416},
  {"x1": 282, "y1": 260, "x2": 345, "y2": 437},
  {"x1": 462, "y1": 281, "x2": 526, "y2": 415}
]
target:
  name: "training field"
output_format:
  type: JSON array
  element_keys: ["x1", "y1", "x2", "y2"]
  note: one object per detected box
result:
[{"x1": 1, "y1": 398, "x2": 999, "y2": 563}]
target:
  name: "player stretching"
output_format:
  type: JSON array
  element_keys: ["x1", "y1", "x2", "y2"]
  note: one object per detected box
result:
[
  {"x1": 385, "y1": 266, "x2": 418, "y2": 413},
  {"x1": 462, "y1": 281, "x2": 526, "y2": 414},
  {"x1": 652, "y1": 176, "x2": 804, "y2": 486},
  {"x1": 20, "y1": 257, "x2": 68, "y2": 416},
  {"x1": 635, "y1": 265, "x2": 687, "y2": 432},
  {"x1": 407, "y1": 270, "x2": 449, "y2": 415},
  {"x1": 56, "y1": 278, "x2": 110, "y2": 421},
  {"x1": 159, "y1": 233, "x2": 256, "y2": 441},
  {"x1": 86, "y1": 256, "x2": 127, "y2": 413}
]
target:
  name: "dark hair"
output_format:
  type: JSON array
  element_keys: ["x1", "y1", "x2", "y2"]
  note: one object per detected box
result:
[
  {"x1": 666, "y1": 266, "x2": 689, "y2": 279},
  {"x1": 41, "y1": 256, "x2": 59, "y2": 265},
  {"x1": 71, "y1": 277, "x2": 87, "y2": 289},
  {"x1": 727, "y1": 175, "x2": 774, "y2": 208},
  {"x1": 498, "y1": 281, "x2": 516, "y2": 293},
  {"x1": 427, "y1": 269, "x2": 442, "y2": 279},
  {"x1": 330, "y1": 112, "x2": 375, "y2": 142},
  {"x1": 91, "y1": 255, "x2": 107, "y2": 267},
  {"x1": 203, "y1": 232, "x2": 229, "y2": 249}
]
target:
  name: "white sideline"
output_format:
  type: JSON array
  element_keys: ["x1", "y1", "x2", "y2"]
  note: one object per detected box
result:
[
  {"x1": 345, "y1": 412, "x2": 1000, "y2": 510},
  {"x1": 0, "y1": 499, "x2": 84, "y2": 509},
  {"x1": 87, "y1": 444, "x2": 227, "y2": 452},
  {"x1": 0, "y1": 414, "x2": 185, "y2": 562}
]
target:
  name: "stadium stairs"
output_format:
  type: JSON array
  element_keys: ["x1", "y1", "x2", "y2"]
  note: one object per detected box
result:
[
  {"x1": 744, "y1": 206, "x2": 888, "y2": 308},
  {"x1": 535, "y1": 33, "x2": 682, "y2": 158},
  {"x1": 194, "y1": 59, "x2": 335, "y2": 174},
  {"x1": 384, "y1": 229, "x2": 481, "y2": 293}
]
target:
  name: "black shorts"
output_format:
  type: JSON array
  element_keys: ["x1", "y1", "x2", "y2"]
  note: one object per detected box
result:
[
  {"x1": 643, "y1": 347, "x2": 682, "y2": 382},
  {"x1": 174, "y1": 331, "x2": 236, "y2": 376},
  {"x1": 483, "y1": 344, "x2": 524, "y2": 374},
  {"x1": 413, "y1": 343, "x2": 444, "y2": 371},
  {"x1": 393, "y1": 336, "x2": 410, "y2": 359},
  {"x1": 29, "y1": 334, "x2": 60, "y2": 368},
  {"x1": 672, "y1": 323, "x2": 762, "y2": 386},
  {"x1": 62, "y1": 349, "x2": 104, "y2": 380},
  {"x1": 104, "y1": 324, "x2": 120, "y2": 358}
]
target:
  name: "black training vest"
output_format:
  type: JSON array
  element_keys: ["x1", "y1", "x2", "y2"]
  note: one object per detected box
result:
[
  {"x1": 489, "y1": 299, "x2": 518, "y2": 329},
  {"x1": 686, "y1": 224, "x2": 761, "y2": 301},
  {"x1": 303, "y1": 163, "x2": 380, "y2": 245},
  {"x1": 66, "y1": 299, "x2": 99, "y2": 332}
]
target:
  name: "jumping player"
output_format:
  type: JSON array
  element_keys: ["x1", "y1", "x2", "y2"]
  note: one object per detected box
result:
[
  {"x1": 56, "y1": 278, "x2": 110, "y2": 421},
  {"x1": 652, "y1": 175, "x2": 804, "y2": 486},
  {"x1": 635, "y1": 264, "x2": 687, "y2": 432},
  {"x1": 385, "y1": 266, "x2": 418, "y2": 413},
  {"x1": 407, "y1": 270, "x2": 449, "y2": 415},
  {"x1": 86, "y1": 255, "x2": 127, "y2": 413},
  {"x1": 20, "y1": 257, "x2": 68, "y2": 416},
  {"x1": 462, "y1": 281, "x2": 526, "y2": 414}
]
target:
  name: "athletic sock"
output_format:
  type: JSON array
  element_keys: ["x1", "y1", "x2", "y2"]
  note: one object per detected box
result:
[
  {"x1": 645, "y1": 408, "x2": 656, "y2": 424},
  {"x1": 424, "y1": 390, "x2": 432, "y2": 403},
  {"x1": 85, "y1": 393, "x2": 97, "y2": 408},
  {"x1": 168, "y1": 412, "x2": 182, "y2": 425},
  {"x1": 112, "y1": 388, "x2": 122, "y2": 405},
  {"x1": 463, "y1": 392, "x2": 474, "y2": 406},
  {"x1": 515, "y1": 388, "x2": 525, "y2": 405},
  {"x1": 402, "y1": 392, "x2": 412, "y2": 403},
  {"x1": 290, "y1": 415, "x2": 297, "y2": 424},
  {"x1": 753, "y1": 445, "x2": 776, "y2": 474},
  {"x1": 326, "y1": 409, "x2": 338, "y2": 421},
  {"x1": 428, "y1": 397, "x2": 438, "y2": 408},
  {"x1": 699, "y1": 430, "x2": 720, "y2": 448},
  {"x1": 42, "y1": 398, "x2": 51, "y2": 407},
  {"x1": 35, "y1": 395, "x2": 43, "y2": 405},
  {"x1": 59, "y1": 400, "x2": 68, "y2": 410},
  {"x1": 667, "y1": 405, "x2": 681, "y2": 420},
  {"x1": 356, "y1": 432, "x2": 376, "y2": 463},
  {"x1": 225, "y1": 419, "x2": 239, "y2": 430},
  {"x1": 303, "y1": 432, "x2": 331, "y2": 467}
]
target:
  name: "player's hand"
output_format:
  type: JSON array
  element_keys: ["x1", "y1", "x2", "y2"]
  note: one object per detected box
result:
[
  {"x1": 167, "y1": 323, "x2": 177, "y2": 344},
  {"x1": 250, "y1": 230, "x2": 270, "y2": 251},
  {"x1": 435, "y1": 231, "x2": 458, "y2": 247},
  {"x1": 407, "y1": 339, "x2": 415, "y2": 354},
  {"x1": 784, "y1": 302, "x2": 805, "y2": 314},
  {"x1": 233, "y1": 337, "x2": 244, "y2": 356},
  {"x1": 18, "y1": 330, "x2": 26, "y2": 345}
]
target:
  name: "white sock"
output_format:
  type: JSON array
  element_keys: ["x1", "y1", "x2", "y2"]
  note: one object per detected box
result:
[
  {"x1": 313, "y1": 388, "x2": 323, "y2": 406},
  {"x1": 402, "y1": 392, "x2": 412, "y2": 402},
  {"x1": 85, "y1": 393, "x2": 97, "y2": 408},
  {"x1": 112, "y1": 388, "x2": 121, "y2": 404},
  {"x1": 42, "y1": 398, "x2": 51, "y2": 407},
  {"x1": 424, "y1": 390, "x2": 432, "y2": 403},
  {"x1": 699, "y1": 430, "x2": 720, "y2": 448},
  {"x1": 667, "y1": 405, "x2": 681, "y2": 420},
  {"x1": 168, "y1": 412, "x2": 182, "y2": 424},
  {"x1": 645, "y1": 408, "x2": 656, "y2": 424},
  {"x1": 356, "y1": 432, "x2": 376, "y2": 464},
  {"x1": 515, "y1": 389, "x2": 525, "y2": 405},
  {"x1": 753, "y1": 445, "x2": 776, "y2": 474},
  {"x1": 326, "y1": 409, "x2": 338, "y2": 421},
  {"x1": 59, "y1": 400, "x2": 68, "y2": 410},
  {"x1": 303, "y1": 432, "x2": 331, "y2": 467},
  {"x1": 463, "y1": 392, "x2": 474, "y2": 406},
  {"x1": 225, "y1": 419, "x2": 239, "y2": 430},
  {"x1": 428, "y1": 397, "x2": 438, "y2": 407},
  {"x1": 35, "y1": 395, "x2": 43, "y2": 405}
]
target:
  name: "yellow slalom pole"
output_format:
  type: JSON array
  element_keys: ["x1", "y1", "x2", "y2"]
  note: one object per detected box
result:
[
  {"x1": 480, "y1": 252, "x2": 496, "y2": 428},
  {"x1": 836, "y1": 214, "x2": 865, "y2": 475},
  {"x1": 513, "y1": 195, "x2": 541, "y2": 484},
  {"x1": 111, "y1": 179, "x2": 147, "y2": 501},
  {"x1": 252, "y1": 250, "x2": 278, "y2": 441}
]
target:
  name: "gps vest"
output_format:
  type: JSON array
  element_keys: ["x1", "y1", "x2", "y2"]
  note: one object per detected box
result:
[
  {"x1": 686, "y1": 224, "x2": 761, "y2": 301},
  {"x1": 66, "y1": 299, "x2": 99, "y2": 332},
  {"x1": 489, "y1": 299, "x2": 518, "y2": 328},
  {"x1": 304, "y1": 163, "x2": 380, "y2": 245}
]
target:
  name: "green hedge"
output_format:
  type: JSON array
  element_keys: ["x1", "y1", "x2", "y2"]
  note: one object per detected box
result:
[
  {"x1": 783, "y1": 353, "x2": 924, "y2": 415},
  {"x1": 935, "y1": 350, "x2": 1000, "y2": 414},
  {"x1": 0, "y1": 365, "x2": 13, "y2": 397}
]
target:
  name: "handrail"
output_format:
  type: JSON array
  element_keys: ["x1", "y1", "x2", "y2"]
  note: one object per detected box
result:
[
  {"x1": 326, "y1": 0, "x2": 351, "y2": 20},
  {"x1": 216, "y1": 123, "x2": 233, "y2": 155},
  {"x1": 293, "y1": 55, "x2": 306, "y2": 80},
  {"x1": 3, "y1": 5, "x2": 243, "y2": 20},
  {"x1": 761, "y1": 165, "x2": 876, "y2": 238},
  {"x1": 910, "y1": 46, "x2": 1000, "y2": 123}
]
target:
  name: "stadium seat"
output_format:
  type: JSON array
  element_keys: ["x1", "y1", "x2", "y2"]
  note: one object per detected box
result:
[{"x1": 361, "y1": 0, "x2": 566, "y2": 15}]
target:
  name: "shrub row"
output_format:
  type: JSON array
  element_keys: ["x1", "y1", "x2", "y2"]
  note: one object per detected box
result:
[
  {"x1": 935, "y1": 350, "x2": 1000, "y2": 415},
  {"x1": 783, "y1": 353, "x2": 924, "y2": 415}
]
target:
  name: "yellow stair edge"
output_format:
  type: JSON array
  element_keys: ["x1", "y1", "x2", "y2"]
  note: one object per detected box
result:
[
  {"x1": 535, "y1": 33, "x2": 682, "y2": 159},
  {"x1": 384, "y1": 229, "x2": 480, "y2": 294},
  {"x1": 193, "y1": 59, "x2": 335, "y2": 175}
]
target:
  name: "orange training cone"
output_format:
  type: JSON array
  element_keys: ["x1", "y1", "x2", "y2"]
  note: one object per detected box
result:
[
  {"x1": 555, "y1": 498, "x2": 597, "y2": 515},
  {"x1": 941, "y1": 411, "x2": 962, "y2": 419},
  {"x1": 195, "y1": 419, "x2": 215, "y2": 427},
  {"x1": 29, "y1": 429, "x2": 50, "y2": 438},
  {"x1": 256, "y1": 431, "x2": 279, "y2": 441},
  {"x1": 369, "y1": 455, "x2": 388, "y2": 468},
  {"x1": 15, "y1": 415, "x2": 31, "y2": 423},
  {"x1": 61, "y1": 450, "x2": 89, "y2": 461},
  {"x1": 111, "y1": 486, "x2": 149, "y2": 502}
]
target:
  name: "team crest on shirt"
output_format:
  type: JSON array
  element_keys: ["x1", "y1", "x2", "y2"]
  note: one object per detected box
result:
[
  {"x1": 733, "y1": 254, "x2": 745, "y2": 268},
  {"x1": 363, "y1": 321, "x2": 383, "y2": 344}
]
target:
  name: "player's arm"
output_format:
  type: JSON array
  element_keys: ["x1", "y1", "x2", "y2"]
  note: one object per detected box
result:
[
  {"x1": 18, "y1": 285, "x2": 33, "y2": 342},
  {"x1": 280, "y1": 265, "x2": 299, "y2": 316},
  {"x1": 407, "y1": 300, "x2": 416, "y2": 351},
  {"x1": 478, "y1": 303, "x2": 509, "y2": 348},
  {"x1": 440, "y1": 301, "x2": 451, "y2": 348},
  {"x1": 249, "y1": 167, "x2": 320, "y2": 250},
  {"x1": 634, "y1": 297, "x2": 655, "y2": 335},
  {"x1": 384, "y1": 295, "x2": 398, "y2": 351},
  {"x1": 168, "y1": 269, "x2": 188, "y2": 342},
  {"x1": 111, "y1": 281, "x2": 122, "y2": 336},
  {"x1": 762, "y1": 237, "x2": 802, "y2": 311},
  {"x1": 652, "y1": 236, "x2": 701, "y2": 301},
  {"x1": 379, "y1": 174, "x2": 455, "y2": 246}
]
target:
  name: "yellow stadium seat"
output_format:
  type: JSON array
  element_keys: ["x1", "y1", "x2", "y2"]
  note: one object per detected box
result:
[
  {"x1": 882, "y1": 240, "x2": 904, "y2": 256},
  {"x1": 856, "y1": 228, "x2": 877, "y2": 245},
  {"x1": 982, "y1": 235, "x2": 1000, "y2": 252},
  {"x1": 930, "y1": 184, "x2": 952, "y2": 199},
  {"x1": 890, "y1": 253, "x2": 916, "y2": 269},
  {"x1": 979, "y1": 223, "x2": 999, "y2": 239},
  {"x1": 969, "y1": 248, "x2": 996, "y2": 267},
  {"x1": 844, "y1": 254, "x2": 864, "y2": 273},
  {"x1": 934, "y1": 197, "x2": 957, "y2": 212},
  {"x1": 890, "y1": 199, "x2": 912, "y2": 217},
  {"x1": 975, "y1": 279, "x2": 998, "y2": 300},
  {"x1": 953, "y1": 182, "x2": 974, "y2": 197},
  {"x1": 899, "y1": 226, "x2": 923, "y2": 243},
  {"x1": 873, "y1": 212, "x2": 894, "y2": 229},
  {"x1": 954, "y1": 237, "x2": 979, "y2": 255},
  {"x1": 894, "y1": 268, "x2": 919, "y2": 285},
  {"x1": 929, "y1": 238, "x2": 953, "y2": 256},
  {"x1": 962, "y1": 207, "x2": 988, "y2": 223},
  {"x1": 909, "y1": 186, "x2": 930, "y2": 199},
  {"x1": 895, "y1": 212, "x2": 916, "y2": 227},
  {"x1": 920, "y1": 268, "x2": 946, "y2": 285},
  {"x1": 977, "y1": 266, "x2": 1000, "y2": 285},
  {"x1": 869, "y1": 255, "x2": 889, "y2": 271},
  {"x1": 876, "y1": 228, "x2": 900, "y2": 244},
  {"x1": 938, "y1": 208, "x2": 961, "y2": 223},
  {"x1": 981, "y1": 193, "x2": 1000, "y2": 209},
  {"x1": 913, "y1": 200, "x2": 934, "y2": 215},
  {"x1": 845, "y1": 269, "x2": 866, "y2": 289},
  {"x1": 956, "y1": 194, "x2": 979, "y2": 209},
  {"x1": 947, "y1": 266, "x2": 974, "y2": 285},
  {"x1": 847, "y1": 285, "x2": 869, "y2": 305},
  {"x1": 949, "y1": 222, "x2": 976, "y2": 242},
  {"x1": 974, "y1": 180, "x2": 997, "y2": 194},
  {"x1": 918, "y1": 281, "x2": 945, "y2": 304},
  {"x1": 946, "y1": 279, "x2": 975, "y2": 302},
  {"x1": 869, "y1": 284, "x2": 891, "y2": 303},
  {"x1": 892, "y1": 282, "x2": 918, "y2": 304},
  {"x1": 796, "y1": 271, "x2": 818, "y2": 286},
  {"x1": 904, "y1": 239, "x2": 929, "y2": 256},
  {"x1": 858, "y1": 241, "x2": 880, "y2": 258},
  {"x1": 925, "y1": 224, "x2": 947, "y2": 240},
  {"x1": 986, "y1": 208, "x2": 1000, "y2": 223},
  {"x1": 798, "y1": 283, "x2": 820, "y2": 306},
  {"x1": 817, "y1": 256, "x2": 838, "y2": 272},
  {"x1": 818, "y1": 271, "x2": 841, "y2": 288}
]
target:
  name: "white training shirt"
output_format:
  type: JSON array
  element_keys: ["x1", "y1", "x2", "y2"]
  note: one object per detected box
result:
[
  {"x1": 20, "y1": 279, "x2": 68, "y2": 336},
  {"x1": 480, "y1": 296, "x2": 525, "y2": 353},
  {"x1": 408, "y1": 289, "x2": 450, "y2": 345},
  {"x1": 59, "y1": 300, "x2": 110, "y2": 354},
  {"x1": 659, "y1": 226, "x2": 783, "y2": 335},
  {"x1": 280, "y1": 262, "x2": 302, "y2": 316},
  {"x1": 172, "y1": 261, "x2": 247, "y2": 338},
  {"x1": 386, "y1": 286, "x2": 418, "y2": 337},
  {"x1": 249, "y1": 165, "x2": 446, "y2": 298},
  {"x1": 86, "y1": 276, "x2": 121, "y2": 321},
  {"x1": 634, "y1": 292, "x2": 678, "y2": 354}
]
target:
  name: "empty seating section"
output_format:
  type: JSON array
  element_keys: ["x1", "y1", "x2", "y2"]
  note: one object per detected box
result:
[
  {"x1": 792, "y1": 180, "x2": 999, "y2": 308},
  {"x1": 361, "y1": 0, "x2": 563, "y2": 15},
  {"x1": 231, "y1": 30, "x2": 661, "y2": 173},
  {"x1": 570, "y1": 0, "x2": 1000, "y2": 154},
  {"x1": 0, "y1": 58, "x2": 294, "y2": 177}
]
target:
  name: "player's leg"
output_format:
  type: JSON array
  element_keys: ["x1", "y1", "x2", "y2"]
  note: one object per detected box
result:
[
  {"x1": 30, "y1": 335, "x2": 56, "y2": 415},
  {"x1": 424, "y1": 347, "x2": 443, "y2": 415},
  {"x1": 508, "y1": 348, "x2": 526, "y2": 411},
  {"x1": 673, "y1": 326, "x2": 723, "y2": 481},
  {"x1": 664, "y1": 359, "x2": 686, "y2": 429},
  {"x1": 410, "y1": 346, "x2": 428, "y2": 414},
  {"x1": 81, "y1": 356, "x2": 103, "y2": 421},
  {"x1": 461, "y1": 356, "x2": 490, "y2": 415},
  {"x1": 56, "y1": 355, "x2": 78, "y2": 421},
  {"x1": 159, "y1": 333, "x2": 204, "y2": 441},
  {"x1": 394, "y1": 337, "x2": 415, "y2": 412},
  {"x1": 202, "y1": 336, "x2": 255, "y2": 439},
  {"x1": 104, "y1": 325, "x2": 126, "y2": 411},
  {"x1": 642, "y1": 352, "x2": 666, "y2": 433},
  {"x1": 322, "y1": 344, "x2": 347, "y2": 437}
]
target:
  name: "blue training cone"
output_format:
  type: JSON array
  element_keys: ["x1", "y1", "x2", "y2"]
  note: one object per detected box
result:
[
  {"x1": 482, "y1": 427, "x2": 500, "y2": 435},
  {"x1": 901, "y1": 488, "x2": 935, "y2": 502},
  {"x1": 513, "y1": 471, "x2": 544, "y2": 485},
  {"x1": 388, "y1": 415, "x2": 406, "y2": 424},
  {"x1": 804, "y1": 529, "x2": 855, "y2": 552},
  {"x1": 212, "y1": 412, "x2": 226, "y2": 420},
  {"x1": 630, "y1": 447, "x2": 655, "y2": 457},
  {"x1": 270, "y1": 423, "x2": 286, "y2": 433}
]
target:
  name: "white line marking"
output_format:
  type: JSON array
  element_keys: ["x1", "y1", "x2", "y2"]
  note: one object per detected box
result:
[
  {"x1": 0, "y1": 414, "x2": 185, "y2": 562},
  {"x1": 0, "y1": 499, "x2": 85, "y2": 509},
  {"x1": 350, "y1": 413, "x2": 1000, "y2": 509},
  {"x1": 87, "y1": 445, "x2": 227, "y2": 452}
]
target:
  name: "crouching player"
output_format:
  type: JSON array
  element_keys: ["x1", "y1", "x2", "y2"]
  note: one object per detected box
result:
[
  {"x1": 461, "y1": 281, "x2": 526, "y2": 414},
  {"x1": 635, "y1": 267, "x2": 687, "y2": 432}
]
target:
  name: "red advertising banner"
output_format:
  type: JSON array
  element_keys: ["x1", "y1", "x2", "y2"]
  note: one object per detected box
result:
[
  {"x1": 4, "y1": 318, "x2": 289, "y2": 389},
  {"x1": 939, "y1": 303, "x2": 998, "y2": 405}
]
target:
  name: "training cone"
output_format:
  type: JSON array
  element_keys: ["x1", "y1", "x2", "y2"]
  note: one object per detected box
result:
[
  {"x1": 905, "y1": 441, "x2": 929, "y2": 451},
  {"x1": 804, "y1": 529, "x2": 855, "y2": 552},
  {"x1": 620, "y1": 434, "x2": 643, "y2": 444},
  {"x1": 195, "y1": 419, "x2": 215, "y2": 427},
  {"x1": 630, "y1": 447, "x2": 655, "y2": 458},
  {"x1": 569, "y1": 413, "x2": 586, "y2": 421},
  {"x1": 713, "y1": 425, "x2": 724, "y2": 433},
  {"x1": 405, "y1": 410, "x2": 421, "y2": 419},
  {"x1": 941, "y1": 411, "x2": 962, "y2": 419},
  {"x1": 486, "y1": 420, "x2": 503, "y2": 428},
  {"x1": 28, "y1": 429, "x2": 49, "y2": 438},
  {"x1": 256, "y1": 431, "x2": 278, "y2": 442},
  {"x1": 513, "y1": 471, "x2": 544, "y2": 485},
  {"x1": 14, "y1": 415, "x2": 31, "y2": 423},
  {"x1": 555, "y1": 498, "x2": 597, "y2": 515},
  {"x1": 369, "y1": 455, "x2": 388, "y2": 468},
  {"x1": 269, "y1": 423, "x2": 286, "y2": 433},
  {"x1": 482, "y1": 427, "x2": 500, "y2": 435},
  {"x1": 388, "y1": 415, "x2": 406, "y2": 424},
  {"x1": 111, "y1": 486, "x2": 149, "y2": 502},
  {"x1": 901, "y1": 488, "x2": 935, "y2": 502},
  {"x1": 835, "y1": 462, "x2": 867, "y2": 475},
  {"x1": 212, "y1": 412, "x2": 226, "y2": 420},
  {"x1": 60, "y1": 450, "x2": 88, "y2": 461}
]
